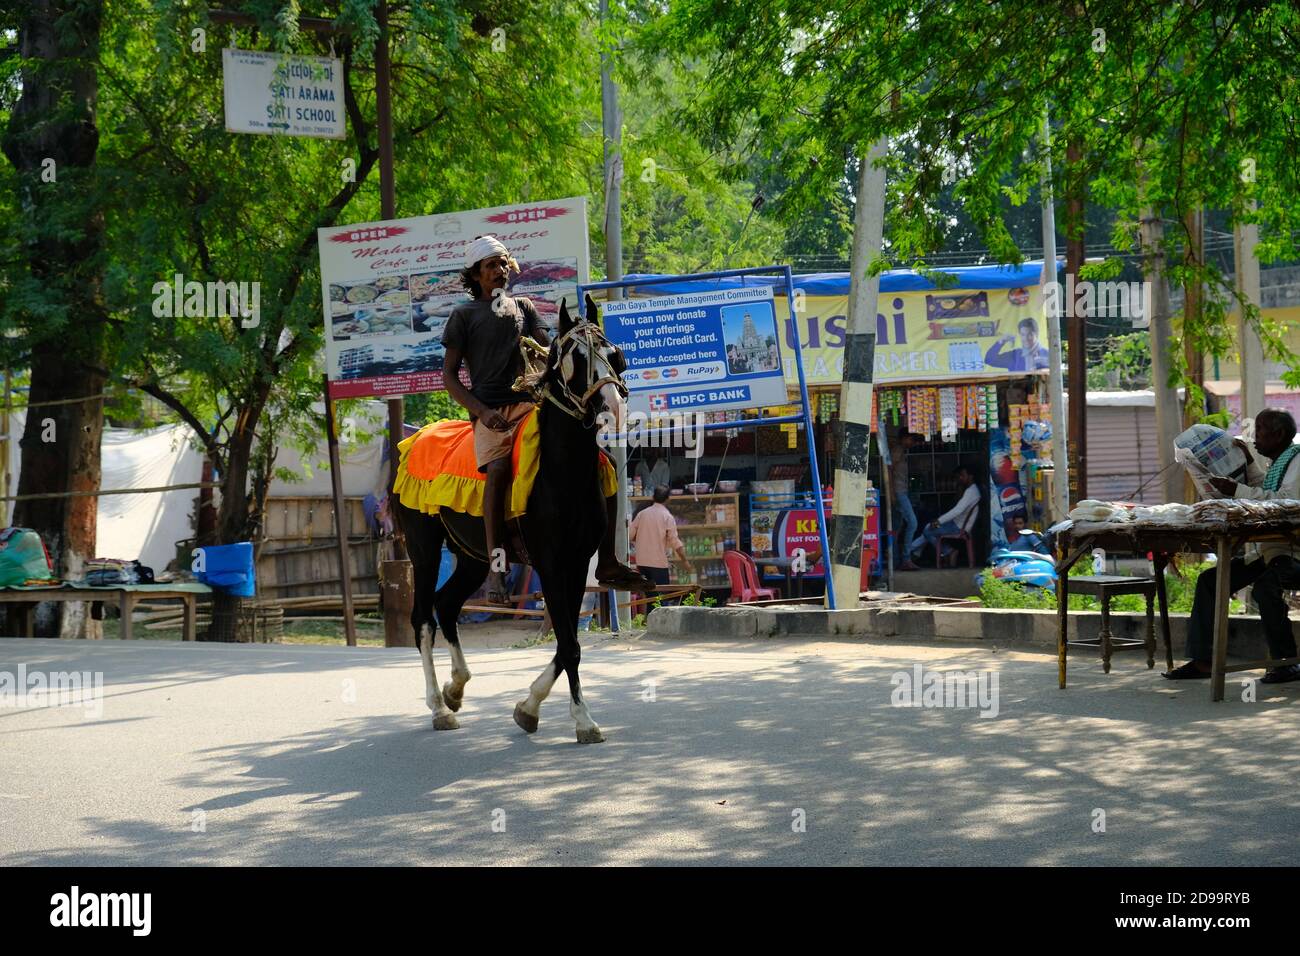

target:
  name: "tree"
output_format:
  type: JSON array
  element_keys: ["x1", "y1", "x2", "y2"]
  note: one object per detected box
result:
[
  {"x1": 83, "y1": 0, "x2": 600, "y2": 639},
  {"x1": 0, "y1": 0, "x2": 111, "y2": 637}
]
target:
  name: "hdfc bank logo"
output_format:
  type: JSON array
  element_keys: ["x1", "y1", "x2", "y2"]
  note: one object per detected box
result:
[
  {"x1": 329, "y1": 225, "x2": 410, "y2": 243},
  {"x1": 485, "y1": 205, "x2": 570, "y2": 224},
  {"x1": 649, "y1": 394, "x2": 669, "y2": 411}
]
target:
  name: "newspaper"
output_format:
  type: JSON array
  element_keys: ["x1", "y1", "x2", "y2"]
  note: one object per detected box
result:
[{"x1": 1173, "y1": 424, "x2": 1248, "y2": 499}]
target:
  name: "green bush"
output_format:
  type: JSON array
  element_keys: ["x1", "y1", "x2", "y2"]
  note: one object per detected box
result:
[{"x1": 977, "y1": 560, "x2": 1242, "y2": 613}]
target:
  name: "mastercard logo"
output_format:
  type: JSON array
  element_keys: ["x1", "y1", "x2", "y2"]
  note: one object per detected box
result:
[{"x1": 643, "y1": 370, "x2": 659, "y2": 380}]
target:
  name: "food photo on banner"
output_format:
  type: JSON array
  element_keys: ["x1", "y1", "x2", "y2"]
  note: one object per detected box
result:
[{"x1": 318, "y1": 197, "x2": 589, "y2": 400}]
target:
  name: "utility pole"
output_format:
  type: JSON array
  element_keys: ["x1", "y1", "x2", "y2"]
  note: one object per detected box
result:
[
  {"x1": 829, "y1": 133, "x2": 887, "y2": 609},
  {"x1": 1234, "y1": 203, "x2": 1265, "y2": 421},
  {"x1": 1039, "y1": 108, "x2": 1070, "y2": 522},
  {"x1": 600, "y1": 0, "x2": 630, "y2": 628},
  {"x1": 1137, "y1": 199, "x2": 1183, "y2": 503}
]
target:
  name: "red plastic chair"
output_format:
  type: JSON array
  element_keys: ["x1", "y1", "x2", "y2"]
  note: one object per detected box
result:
[{"x1": 723, "y1": 550, "x2": 779, "y2": 603}]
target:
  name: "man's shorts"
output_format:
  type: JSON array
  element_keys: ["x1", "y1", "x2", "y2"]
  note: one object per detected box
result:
[{"x1": 472, "y1": 401, "x2": 536, "y2": 472}]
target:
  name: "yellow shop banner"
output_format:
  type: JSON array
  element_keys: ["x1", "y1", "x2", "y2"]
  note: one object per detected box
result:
[{"x1": 775, "y1": 286, "x2": 1049, "y2": 387}]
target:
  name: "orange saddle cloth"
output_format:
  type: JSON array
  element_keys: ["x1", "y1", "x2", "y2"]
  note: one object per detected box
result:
[{"x1": 393, "y1": 408, "x2": 617, "y2": 520}]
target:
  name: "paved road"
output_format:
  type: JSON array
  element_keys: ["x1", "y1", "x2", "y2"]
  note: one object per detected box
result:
[{"x1": 2, "y1": 634, "x2": 1298, "y2": 865}]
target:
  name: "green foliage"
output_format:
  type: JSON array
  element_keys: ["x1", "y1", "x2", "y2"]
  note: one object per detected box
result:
[
  {"x1": 979, "y1": 560, "x2": 1242, "y2": 614},
  {"x1": 643, "y1": 1, "x2": 1300, "y2": 387},
  {"x1": 1086, "y1": 332, "x2": 1151, "y2": 390}
]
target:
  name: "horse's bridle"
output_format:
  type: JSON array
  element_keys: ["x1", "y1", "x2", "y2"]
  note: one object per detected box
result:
[{"x1": 542, "y1": 322, "x2": 628, "y2": 424}]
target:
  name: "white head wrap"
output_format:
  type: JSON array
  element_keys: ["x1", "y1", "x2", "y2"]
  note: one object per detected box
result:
[{"x1": 464, "y1": 235, "x2": 509, "y2": 269}]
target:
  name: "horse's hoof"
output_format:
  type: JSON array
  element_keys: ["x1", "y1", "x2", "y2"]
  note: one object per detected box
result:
[
  {"x1": 513, "y1": 702, "x2": 539, "y2": 734},
  {"x1": 442, "y1": 682, "x2": 463, "y2": 712},
  {"x1": 433, "y1": 713, "x2": 460, "y2": 731},
  {"x1": 576, "y1": 726, "x2": 605, "y2": 744}
]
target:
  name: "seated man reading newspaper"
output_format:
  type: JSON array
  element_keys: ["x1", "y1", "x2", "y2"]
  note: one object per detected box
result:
[{"x1": 1164, "y1": 408, "x2": 1300, "y2": 683}]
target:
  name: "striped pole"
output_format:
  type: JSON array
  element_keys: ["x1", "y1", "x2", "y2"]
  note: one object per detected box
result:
[{"x1": 829, "y1": 135, "x2": 887, "y2": 609}]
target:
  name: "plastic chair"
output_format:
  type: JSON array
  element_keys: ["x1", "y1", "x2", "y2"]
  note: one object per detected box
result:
[
  {"x1": 723, "y1": 550, "x2": 778, "y2": 603},
  {"x1": 933, "y1": 530, "x2": 976, "y2": 568}
]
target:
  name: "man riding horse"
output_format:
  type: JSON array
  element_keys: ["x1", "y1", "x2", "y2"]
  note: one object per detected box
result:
[{"x1": 441, "y1": 235, "x2": 651, "y2": 604}]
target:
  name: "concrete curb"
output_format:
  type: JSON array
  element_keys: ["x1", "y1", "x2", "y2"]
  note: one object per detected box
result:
[{"x1": 645, "y1": 603, "x2": 1293, "y2": 661}]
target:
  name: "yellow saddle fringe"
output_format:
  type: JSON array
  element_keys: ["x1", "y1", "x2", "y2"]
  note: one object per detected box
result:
[{"x1": 393, "y1": 409, "x2": 617, "y2": 520}]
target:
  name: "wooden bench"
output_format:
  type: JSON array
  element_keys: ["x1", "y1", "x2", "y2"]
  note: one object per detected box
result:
[{"x1": 0, "y1": 583, "x2": 213, "y2": 641}]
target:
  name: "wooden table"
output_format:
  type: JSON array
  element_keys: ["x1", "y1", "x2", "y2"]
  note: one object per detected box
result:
[
  {"x1": 1057, "y1": 523, "x2": 1300, "y2": 701},
  {"x1": 0, "y1": 583, "x2": 213, "y2": 641}
]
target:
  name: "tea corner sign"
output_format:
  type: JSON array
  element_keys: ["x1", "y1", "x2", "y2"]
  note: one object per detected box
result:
[{"x1": 223, "y1": 48, "x2": 346, "y2": 141}]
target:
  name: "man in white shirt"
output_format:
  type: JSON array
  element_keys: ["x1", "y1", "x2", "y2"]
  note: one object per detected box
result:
[
  {"x1": 1165, "y1": 408, "x2": 1300, "y2": 683},
  {"x1": 909, "y1": 465, "x2": 981, "y2": 564}
]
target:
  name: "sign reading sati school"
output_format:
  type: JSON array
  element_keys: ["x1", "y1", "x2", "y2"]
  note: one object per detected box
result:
[
  {"x1": 318, "y1": 197, "x2": 590, "y2": 400},
  {"x1": 223, "y1": 49, "x2": 346, "y2": 140}
]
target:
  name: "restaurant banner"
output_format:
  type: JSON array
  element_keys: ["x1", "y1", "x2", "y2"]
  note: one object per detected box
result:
[
  {"x1": 750, "y1": 501, "x2": 880, "y2": 579},
  {"x1": 319, "y1": 197, "x2": 589, "y2": 399},
  {"x1": 601, "y1": 285, "x2": 789, "y2": 414},
  {"x1": 775, "y1": 284, "x2": 1049, "y2": 387}
]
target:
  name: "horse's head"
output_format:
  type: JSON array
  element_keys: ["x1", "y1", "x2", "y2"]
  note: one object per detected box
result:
[{"x1": 543, "y1": 294, "x2": 628, "y2": 429}]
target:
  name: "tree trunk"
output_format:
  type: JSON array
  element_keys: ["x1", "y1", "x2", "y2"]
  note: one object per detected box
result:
[
  {"x1": 1, "y1": 0, "x2": 108, "y2": 638},
  {"x1": 203, "y1": 402, "x2": 265, "y2": 641}
]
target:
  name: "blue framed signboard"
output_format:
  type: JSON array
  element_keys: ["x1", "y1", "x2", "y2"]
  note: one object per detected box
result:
[{"x1": 601, "y1": 286, "x2": 789, "y2": 415}]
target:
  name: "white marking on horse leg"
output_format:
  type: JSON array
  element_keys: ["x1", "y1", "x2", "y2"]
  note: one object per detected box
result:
[
  {"x1": 442, "y1": 640, "x2": 471, "y2": 711},
  {"x1": 517, "y1": 657, "x2": 560, "y2": 719},
  {"x1": 570, "y1": 691, "x2": 604, "y2": 744},
  {"x1": 420, "y1": 625, "x2": 459, "y2": 730}
]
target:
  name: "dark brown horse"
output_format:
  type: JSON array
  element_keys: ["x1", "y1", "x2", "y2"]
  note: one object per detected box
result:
[{"x1": 393, "y1": 296, "x2": 627, "y2": 743}]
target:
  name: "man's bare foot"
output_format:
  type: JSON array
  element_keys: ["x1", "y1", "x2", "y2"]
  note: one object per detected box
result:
[{"x1": 484, "y1": 572, "x2": 511, "y2": 605}]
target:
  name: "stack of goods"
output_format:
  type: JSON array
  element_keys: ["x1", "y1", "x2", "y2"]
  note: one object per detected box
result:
[
  {"x1": 905, "y1": 387, "x2": 939, "y2": 440},
  {"x1": 879, "y1": 389, "x2": 904, "y2": 428},
  {"x1": 1007, "y1": 403, "x2": 1029, "y2": 469},
  {"x1": 816, "y1": 392, "x2": 839, "y2": 424},
  {"x1": 84, "y1": 558, "x2": 155, "y2": 587},
  {"x1": 939, "y1": 387, "x2": 959, "y2": 441},
  {"x1": 979, "y1": 384, "x2": 998, "y2": 431}
]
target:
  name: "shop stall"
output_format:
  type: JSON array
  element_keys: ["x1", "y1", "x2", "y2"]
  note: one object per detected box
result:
[{"x1": 610, "y1": 261, "x2": 1060, "y2": 600}]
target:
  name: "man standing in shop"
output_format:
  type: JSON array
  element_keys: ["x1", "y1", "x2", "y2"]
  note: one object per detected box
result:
[
  {"x1": 629, "y1": 486, "x2": 688, "y2": 587},
  {"x1": 909, "y1": 465, "x2": 981, "y2": 565},
  {"x1": 890, "y1": 430, "x2": 922, "y2": 571}
]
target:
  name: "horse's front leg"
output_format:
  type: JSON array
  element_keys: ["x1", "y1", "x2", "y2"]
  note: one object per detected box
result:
[
  {"x1": 559, "y1": 575, "x2": 602, "y2": 744},
  {"x1": 513, "y1": 653, "x2": 561, "y2": 734},
  {"x1": 419, "y1": 624, "x2": 460, "y2": 730},
  {"x1": 436, "y1": 558, "x2": 485, "y2": 712}
]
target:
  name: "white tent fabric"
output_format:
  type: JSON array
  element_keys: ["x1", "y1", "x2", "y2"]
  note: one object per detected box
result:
[
  {"x1": 5, "y1": 400, "x2": 395, "y2": 574},
  {"x1": 98, "y1": 424, "x2": 205, "y2": 572}
]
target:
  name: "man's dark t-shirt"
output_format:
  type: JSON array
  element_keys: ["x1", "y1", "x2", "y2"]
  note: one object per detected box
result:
[{"x1": 442, "y1": 295, "x2": 542, "y2": 408}]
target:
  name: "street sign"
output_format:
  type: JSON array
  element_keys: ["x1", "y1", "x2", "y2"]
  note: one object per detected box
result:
[{"x1": 223, "y1": 49, "x2": 346, "y2": 140}]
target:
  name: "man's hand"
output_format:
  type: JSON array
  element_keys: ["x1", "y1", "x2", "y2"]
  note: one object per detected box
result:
[
  {"x1": 1208, "y1": 476, "x2": 1238, "y2": 497},
  {"x1": 482, "y1": 409, "x2": 510, "y2": 431},
  {"x1": 1233, "y1": 436, "x2": 1255, "y2": 467}
]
